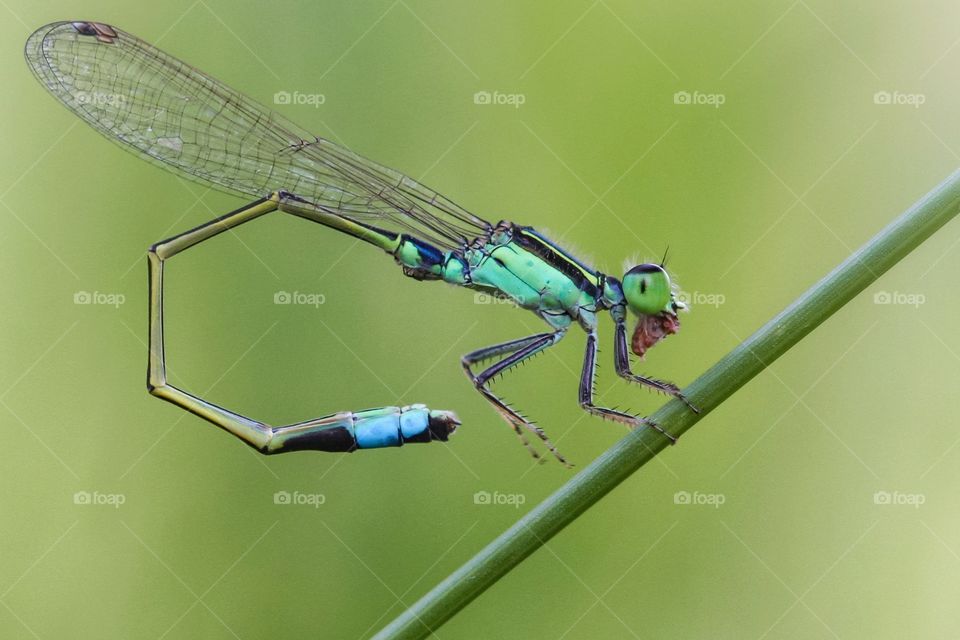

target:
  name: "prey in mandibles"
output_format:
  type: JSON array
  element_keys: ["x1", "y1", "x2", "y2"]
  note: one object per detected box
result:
[{"x1": 26, "y1": 20, "x2": 697, "y2": 464}]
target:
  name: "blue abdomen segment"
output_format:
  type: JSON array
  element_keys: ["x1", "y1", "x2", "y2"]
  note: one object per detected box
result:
[
  {"x1": 354, "y1": 405, "x2": 448, "y2": 448},
  {"x1": 267, "y1": 404, "x2": 459, "y2": 453},
  {"x1": 354, "y1": 406, "x2": 422, "y2": 448}
]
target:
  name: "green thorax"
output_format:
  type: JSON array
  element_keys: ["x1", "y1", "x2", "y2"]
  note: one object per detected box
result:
[
  {"x1": 390, "y1": 221, "x2": 629, "y2": 326},
  {"x1": 454, "y1": 222, "x2": 615, "y2": 321}
]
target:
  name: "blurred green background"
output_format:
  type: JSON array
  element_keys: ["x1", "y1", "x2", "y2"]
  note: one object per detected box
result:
[{"x1": 2, "y1": 1, "x2": 960, "y2": 638}]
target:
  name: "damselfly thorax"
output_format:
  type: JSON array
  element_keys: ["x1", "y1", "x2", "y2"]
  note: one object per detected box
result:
[{"x1": 395, "y1": 220, "x2": 609, "y2": 330}]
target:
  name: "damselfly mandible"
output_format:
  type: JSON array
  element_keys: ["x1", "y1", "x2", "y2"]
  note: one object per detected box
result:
[{"x1": 26, "y1": 21, "x2": 698, "y2": 465}]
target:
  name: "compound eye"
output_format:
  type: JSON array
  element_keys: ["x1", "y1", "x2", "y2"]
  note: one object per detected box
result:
[{"x1": 622, "y1": 264, "x2": 671, "y2": 315}]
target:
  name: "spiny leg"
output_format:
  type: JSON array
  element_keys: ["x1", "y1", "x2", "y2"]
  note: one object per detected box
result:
[
  {"x1": 462, "y1": 332, "x2": 570, "y2": 465},
  {"x1": 613, "y1": 318, "x2": 699, "y2": 414},
  {"x1": 463, "y1": 333, "x2": 560, "y2": 463},
  {"x1": 579, "y1": 331, "x2": 677, "y2": 444},
  {"x1": 461, "y1": 333, "x2": 554, "y2": 370},
  {"x1": 461, "y1": 333, "x2": 553, "y2": 459},
  {"x1": 148, "y1": 193, "x2": 459, "y2": 454},
  {"x1": 476, "y1": 337, "x2": 568, "y2": 465}
]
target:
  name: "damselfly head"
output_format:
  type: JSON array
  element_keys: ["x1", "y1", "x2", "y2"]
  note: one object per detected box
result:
[
  {"x1": 622, "y1": 263, "x2": 683, "y2": 358},
  {"x1": 622, "y1": 263, "x2": 673, "y2": 315},
  {"x1": 428, "y1": 409, "x2": 461, "y2": 441}
]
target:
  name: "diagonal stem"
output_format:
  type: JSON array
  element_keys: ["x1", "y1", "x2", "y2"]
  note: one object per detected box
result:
[{"x1": 372, "y1": 168, "x2": 960, "y2": 640}]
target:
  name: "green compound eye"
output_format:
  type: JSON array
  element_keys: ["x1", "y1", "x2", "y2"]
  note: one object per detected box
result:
[{"x1": 622, "y1": 264, "x2": 672, "y2": 315}]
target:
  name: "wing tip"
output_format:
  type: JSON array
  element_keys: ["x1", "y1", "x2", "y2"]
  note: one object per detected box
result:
[
  {"x1": 24, "y1": 21, "x2": 58, "y2": 68},
  {"x1": 25, "y1": 21, "x2": 119, "y2": 71},
  {"x1": 25, "y1": 20, "x2": 126, "y2": 106}
]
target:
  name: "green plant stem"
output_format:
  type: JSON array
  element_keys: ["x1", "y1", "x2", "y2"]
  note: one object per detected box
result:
[{"x1": 372, "y1": 169, "x2": 960, "y2": 640}]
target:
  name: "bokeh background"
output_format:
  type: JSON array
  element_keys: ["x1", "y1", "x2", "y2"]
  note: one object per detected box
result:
[{"x1": 2, "y1": 1, "x2": 960, "y2": 638}]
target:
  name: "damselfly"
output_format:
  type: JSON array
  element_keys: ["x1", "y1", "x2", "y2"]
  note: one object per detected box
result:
[{"x1": 25, "y1": 21, "x2": 697, "y2": 464}]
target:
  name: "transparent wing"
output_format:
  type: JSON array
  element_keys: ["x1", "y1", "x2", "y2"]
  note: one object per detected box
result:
[{"x1": 25, "y1": 21, "x2": 491, "y2": 251}]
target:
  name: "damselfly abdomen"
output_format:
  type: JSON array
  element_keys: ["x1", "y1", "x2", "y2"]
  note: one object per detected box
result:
[{"x1": 25, "y1": 21, "x2": 696, "y2": 464}]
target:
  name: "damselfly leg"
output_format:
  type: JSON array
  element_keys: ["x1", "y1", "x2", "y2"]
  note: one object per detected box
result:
[
  {"x1": 580, "y1": 331, "x2": 677, "y2": 443},
  {"x1": 462, "y1": 332, "x2": 570, "y2": 466},
  {"x1": 613, "y1": 319, "x2": 699, "y2": 414}
]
